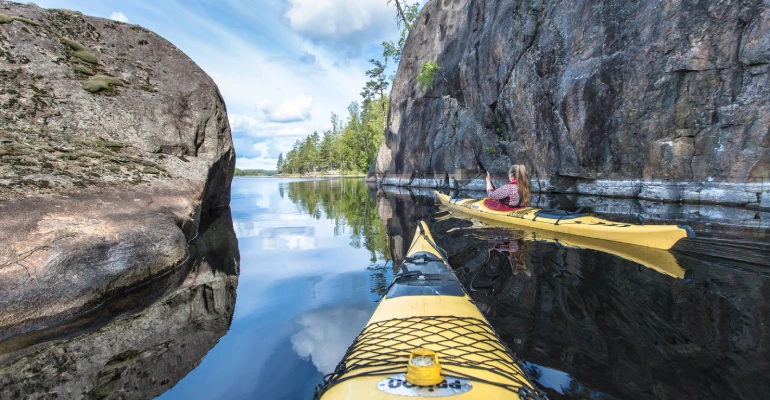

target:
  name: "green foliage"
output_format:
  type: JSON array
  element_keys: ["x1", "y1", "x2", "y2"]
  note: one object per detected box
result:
[
  {"x1": 486, "y1": 146, "x2": 497, "y2": 155},
  {"x1": 361, "y1": 59, "x2": 389, "y2": 117},
  {"x1": 417, "y1": 61, "x2": 440, "y2": 91},
  {"x1": 278, "y1": 98, "x2": 387, "y2": 175},
  {"x1": 82, "y1": 75, "x2": 123, "y2": 93},
  {"x1": 276, "y1": 153, "x2": 284, "y2": 172},
  {"x1": 277, "y1": 2, "x2": 420, "y2": 176},
  {"x1": 382, "y1": 2, "x2": 421, "y2": 66}
]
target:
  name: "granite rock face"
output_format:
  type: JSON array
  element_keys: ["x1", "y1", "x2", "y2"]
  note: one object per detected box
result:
[
  {"x1": 373, "y1": 0, "x2": 770, "y2": 209},
  {"x1": 0, "y1": 3, "x2": 234, "y2": 337}
]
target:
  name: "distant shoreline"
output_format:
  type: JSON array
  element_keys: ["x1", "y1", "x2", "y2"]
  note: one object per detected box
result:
[{"x1": 236, "y1": 173, "x2": 367, "y2": 178}]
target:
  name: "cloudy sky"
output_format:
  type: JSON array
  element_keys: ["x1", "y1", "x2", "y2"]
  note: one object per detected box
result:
[{"x1": 24, "y1": 0, "x2": 412, "y2": 170}]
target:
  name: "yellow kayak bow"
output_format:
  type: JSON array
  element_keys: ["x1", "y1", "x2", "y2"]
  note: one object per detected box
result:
[{"x1": 316, "y1": 222, "x2": 545, "y2": 400}]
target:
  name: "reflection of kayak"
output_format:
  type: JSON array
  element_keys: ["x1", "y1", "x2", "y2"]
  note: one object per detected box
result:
[
  {"x1": 436, "y1": 192, "x2": 694, "y2": 250},
  {"x1": 315, "y1": 222, "x2": 545, "y2": 400},
  {"x1": 438, "y1": 207, "x2": 687, "y2": 279}
]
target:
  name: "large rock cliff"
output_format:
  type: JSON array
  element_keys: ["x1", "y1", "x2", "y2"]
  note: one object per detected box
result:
[
  {"x1": 0, "y1": 3, "x2": 234, "y2": 338},
  {"x1": 374, "y1": 0, "x2": 770, "y2": 209}
]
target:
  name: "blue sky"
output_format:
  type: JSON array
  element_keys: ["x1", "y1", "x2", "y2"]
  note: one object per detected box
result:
[{"x1": 23, "y1": 0, "x2": 411, "y2": 170}]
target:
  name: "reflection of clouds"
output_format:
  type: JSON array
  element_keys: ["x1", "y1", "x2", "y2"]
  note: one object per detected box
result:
[
  {"x1": 233, "y1": 223, "x2": 317, "y2": 250},
  {"x1": 291, "y1": 307, "x2": 371, "y2": 374}
]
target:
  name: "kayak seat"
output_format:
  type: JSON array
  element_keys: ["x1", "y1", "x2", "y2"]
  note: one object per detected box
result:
[{"x1": 483, "y1": 199, "x2": 526, "y2": 212}]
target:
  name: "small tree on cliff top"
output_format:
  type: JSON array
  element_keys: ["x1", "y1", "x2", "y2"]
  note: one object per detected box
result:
[
  {"x1": 383, "y1": 1, "x2": 421, "y2": 66},
  {"x1": 417, "y1": 61, "x2": 440, "y2": 91}
]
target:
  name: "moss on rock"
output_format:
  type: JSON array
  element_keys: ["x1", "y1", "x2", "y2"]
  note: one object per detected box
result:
[
  {"x1": 73, "y1": 64, "x2": 95, "y2": 76},
  {"x1": 0, "y1": 13, "x2": 41, "y2": 26},
  {"x1": 58, "y1": 37, "x2": 97, "y2": 64},
  {"x1": 103, "y1": 140, "x2": 124, "y2": 149},
  {"x1": 82, "y1": 75, "x2": 124, "y2": 93}
]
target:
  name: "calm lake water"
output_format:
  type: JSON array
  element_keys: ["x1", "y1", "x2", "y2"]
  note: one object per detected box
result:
[{"x1": 1, "y1": 177, "x2": 769, "y2": 399}]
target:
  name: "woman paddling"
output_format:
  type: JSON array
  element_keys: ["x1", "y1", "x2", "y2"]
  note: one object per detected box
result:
[{"x1": 485, "y1": 164, "x2": 531, "y2": 208}]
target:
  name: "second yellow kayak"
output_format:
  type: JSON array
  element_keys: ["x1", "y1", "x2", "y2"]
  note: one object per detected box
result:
[{"x1": 436, "y1": 192, "x2": 693, "y2": 250}]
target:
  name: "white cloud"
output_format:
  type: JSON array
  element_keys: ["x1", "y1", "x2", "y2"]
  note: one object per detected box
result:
[
  {"x1": 237, "y1": 157, "x2": 279, "y2": 171},
  {"x1": 258, "y1": 94, "x2": 313, "y2": 123},
  {"x1": 291, "y1": 307, "x2": 372, "y2": 374},
  {"x1": 252, "y1": 142, "x2": 269, "y2": 158},
  {"x1": 109, "y1": 11, "x2": 129, "y2": 23},
  {"x1": 285, "y1": 0, "x2": 394, "y2": 55}
]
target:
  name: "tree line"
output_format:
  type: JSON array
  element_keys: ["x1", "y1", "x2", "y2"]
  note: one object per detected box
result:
[
  {"x1": 277, "y1": 1, "x2": 420, "y2": 175},
  {"x1": 277, "y1": 98, "x2": 388, "y2": 175}
]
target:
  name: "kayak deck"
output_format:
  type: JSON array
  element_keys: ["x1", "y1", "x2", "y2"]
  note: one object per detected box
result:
[
  {"x1": 317, "y1": 222, "x2": 543, "y2": 400},
  {"x1": 437, "y1": 192, "x2": 693, "y2": 250}
]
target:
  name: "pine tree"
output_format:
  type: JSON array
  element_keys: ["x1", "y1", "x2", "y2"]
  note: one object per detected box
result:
[{"x1": 361, "y1": 59, "x2": 389, "y2": 122}]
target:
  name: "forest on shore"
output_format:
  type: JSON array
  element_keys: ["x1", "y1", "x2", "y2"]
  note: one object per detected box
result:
[
  {"x1": 277, "y1": 98, "x2": 388, "y2": 175},
  {"x1": 277, "y1": 1, "x2": 421, "y2": 176}
]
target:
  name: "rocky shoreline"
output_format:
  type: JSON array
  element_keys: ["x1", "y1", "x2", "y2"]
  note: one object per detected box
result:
[{"x1": 374, "y1": 175, "x2": 770, "y2": 210}]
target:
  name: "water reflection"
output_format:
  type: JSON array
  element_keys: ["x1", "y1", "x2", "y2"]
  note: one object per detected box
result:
[
  {"x1": 291, "y1": 307, "x2": 373, "y2": 374},
  {"x1": 7, "y1": 178, "x2": 763, "y2": 399},
  {"x1": 0, "y1": 210, "x2": 240, "y2": 400},
  {"x1": 284, "y1": 179, "x2": 389, "y2": 262},
  {"x1": 158, "y1": 178, "x2": 390, "y2": 400},
  {"x1": 378, "y1": 187, "x2": 770, "y2": 400}
]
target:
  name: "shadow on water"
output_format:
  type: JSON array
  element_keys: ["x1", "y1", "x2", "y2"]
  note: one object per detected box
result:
[
  {"x1": 377, "y1": 186, "x2": 770, "y2": 400},
  {"x1": 0, "y1": 209, "x2": 240, "y2": 400}
]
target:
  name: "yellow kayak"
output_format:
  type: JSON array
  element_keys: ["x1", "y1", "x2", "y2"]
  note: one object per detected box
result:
[
  {"x1": 436, "y1": 192, "x2": 694, "y2": 250},
  {"x1": 315, "y1": 222, "x2": 545, "y2": 400},
  {"x1": 436, "y1": 205, "x2": 687, "y2": 279}
]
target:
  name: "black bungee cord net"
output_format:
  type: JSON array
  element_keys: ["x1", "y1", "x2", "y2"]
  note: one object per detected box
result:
[{"x1": 314, "y1": 315, "x2": 547, "y2": 399}]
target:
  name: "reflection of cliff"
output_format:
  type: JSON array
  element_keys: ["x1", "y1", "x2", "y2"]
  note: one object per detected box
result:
[
  {"x1": 375, "y1": 186, "x2": 436, "y2": 263},
  {"x1": 0, "y1": 211, "x2": 239, "y2": 400},
  {"x1": 380, "y1": 189, "x2": 770, "y2": 399}
]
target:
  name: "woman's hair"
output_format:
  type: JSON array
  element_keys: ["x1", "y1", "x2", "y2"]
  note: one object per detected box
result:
[{"x1": 508, "y1": 164, "x2": 531, "y2": 206}]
